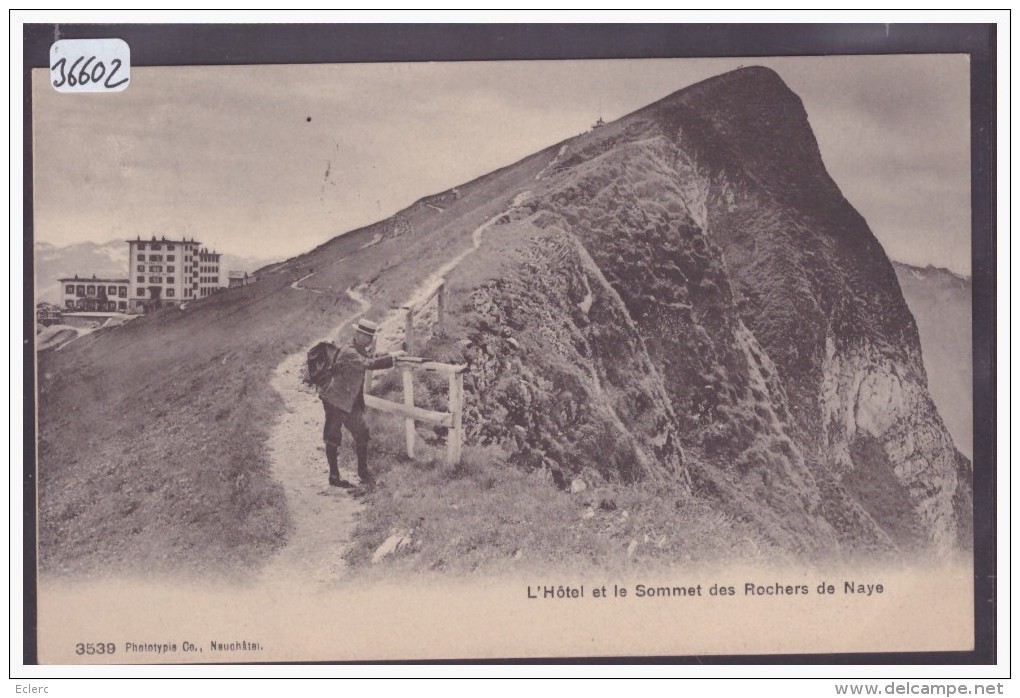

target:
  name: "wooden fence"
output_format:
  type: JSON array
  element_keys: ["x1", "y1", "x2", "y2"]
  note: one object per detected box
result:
[
  {"x1": 364, "y1": 360, "x2": 466, "y2": 466},
  {"x1": 400, "y1": 278, "x2": 446, "y2": 354},
  {"x1": 363, "y1": 278, "x2": 464, "y2": 464}
]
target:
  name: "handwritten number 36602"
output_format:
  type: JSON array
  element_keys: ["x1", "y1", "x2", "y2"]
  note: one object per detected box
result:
[{"x1": 51, "y1": 56, "x2": 128, "y2": 89}]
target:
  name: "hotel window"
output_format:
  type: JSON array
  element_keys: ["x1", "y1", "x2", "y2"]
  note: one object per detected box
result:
[
  {"x1": 168, "y1": 244, "x2": 175, "y2": 251},
  {"x1": 137, "y1": 276, "x2": 144, "y2": 283},
  {"x1": 167, "y1": 289, "x2": 175, "y2": 297},
  {"x1": 87, "y1": 285, "x2": 95, "y2": 295},
  {"x1": 168, "y1": 255, "x2": 175, "y2": 261},
  {"x1": 65, "y1": 300, "x2": 74, "y2": 309},
  {"x1": 168, "y1": 266, "x2": 175, "y2": 273},
  {"x1": 118, "y1": 301, "x2": 127, "y2": 310},
  {"x1": 119, "y1": 286, "x2": 127, "y2": 297},
  {"x1": 137, "y1": 289, "x2": 145, "y2": 296},
  {"x1": 150, "y1": 254, "x2": 163, "y2": 262},
  {"x1": 108, "y1": 286, "x2": 116, "y2": 295},
  {"x1": 137, "y1": 265, "x2": 144, "y2": 272},
  {"x1": 65, "y1": 285, "x2": 73, "y2": 294},
  {"x1": 137, "y1": 254, "x2": 144, "y2": 261},
  {"x1": 167, "y1": 277, "x2": 175, "y2": 284},
  {"x1": 76, "y1": 285, "x2": 85, "y2": 296},
  {"x1": 138, "y1": 243, "x2": 146, "y2": 250},
  {"x1": 152, "y1": 243, "x2": 161, "y2": 250}
]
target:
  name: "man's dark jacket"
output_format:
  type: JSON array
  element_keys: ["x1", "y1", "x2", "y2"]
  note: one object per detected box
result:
[{"x1": 318, "y1": 344, "x2": 394, "y2": 411}]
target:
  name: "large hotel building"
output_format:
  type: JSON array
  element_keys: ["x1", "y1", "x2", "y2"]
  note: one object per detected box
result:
[
  {"x1": 126, "y1": 235, "x2": 222, "y2": 310},
  {"x1": 55, "y1": 235, "x2": 226, "y2": 313}
]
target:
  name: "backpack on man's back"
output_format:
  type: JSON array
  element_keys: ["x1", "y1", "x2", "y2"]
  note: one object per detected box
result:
[{"x1": 305, "y1": 341, "x2": 340, "y2": 387}]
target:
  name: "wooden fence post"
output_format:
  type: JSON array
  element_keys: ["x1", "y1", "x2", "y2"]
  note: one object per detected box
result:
[
  {"x1": 447, "y1": 370, "x2": 464, "y2": 466},
  {"x1": 436, "y1": 280, "x2": 446, "y2": 335},
  {"x1": 402, "y1": 367, "x2": 415, "y2": 459},
  {"x1": 403, "y1": 306, "x2": 414, "y2": 354},
  {"x1": 363, "y1": 361, "x2": 465, "y2": 466}
]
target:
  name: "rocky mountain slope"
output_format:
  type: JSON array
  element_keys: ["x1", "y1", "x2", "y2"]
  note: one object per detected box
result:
[
  {"x1": 893, "y1": 262, "x2": 973, "y2": 460},
  {"x1": 35, "y1": 66, "x2": 971, "y2": 577},
  {"x1": 438, "y1": 66, "x2": 970, "y2": 555}
]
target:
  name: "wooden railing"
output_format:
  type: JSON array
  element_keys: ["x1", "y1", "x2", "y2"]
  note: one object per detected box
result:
[
  {"x1": 400, "y1": 279, "x2": 446, "y2": 354},
  {"x1": 362, "y1": 278, "x2": 465, "y2": 464},
  {"x1": 364, "y1": 359, "x2": 466, "y2": 466}
]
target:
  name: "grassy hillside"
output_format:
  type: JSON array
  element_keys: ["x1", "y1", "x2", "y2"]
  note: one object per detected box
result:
[
  {"x1": 38, "y1": 271, "x2": 354, "y2": 577},
  {"x1": 35, "y1": 138, "x2": 555, "y2": 578},
  {"x1": 341, "y1": 425, "x2": 789, "y2": 575}
]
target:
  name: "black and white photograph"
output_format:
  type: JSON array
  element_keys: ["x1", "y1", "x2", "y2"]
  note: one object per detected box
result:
[{"x1": 21, "y1": 23, "x2": 995, "y2": 667}]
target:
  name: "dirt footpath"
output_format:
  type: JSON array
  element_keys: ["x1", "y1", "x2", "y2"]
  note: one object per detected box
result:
[
  {"x1": 257, "y1": 192, "x2": 526, "y2": 588},
  {"x1": 259, "y1": 287, "x2": 370, "y2": 590}
]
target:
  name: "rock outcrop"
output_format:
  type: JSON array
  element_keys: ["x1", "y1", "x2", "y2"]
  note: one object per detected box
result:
[{"x1": 423, "y1": 66, "x2": 971, "y2": 556}]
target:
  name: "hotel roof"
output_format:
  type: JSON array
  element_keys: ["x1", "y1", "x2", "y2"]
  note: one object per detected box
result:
[
  {"x1": 59, "y1": 274, "x2": 131, "y2": 283},
  {"x1": 126, "y1": 234, "x2": 202, "y2": 245}
]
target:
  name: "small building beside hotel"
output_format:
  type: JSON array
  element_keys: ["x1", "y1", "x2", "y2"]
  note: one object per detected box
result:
[
  {"x1": 59, "y1": 274, "x2": 131, "y2": 312},
  {"x1": 227, "y1": 271, "x2": 255, "y2": 288}
]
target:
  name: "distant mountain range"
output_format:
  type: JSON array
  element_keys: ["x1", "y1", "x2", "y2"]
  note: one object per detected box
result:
[
  {"x1": 893, "y1": 261, "x2": 972, "y2": 460},
  {"x1": 33, "y1": 240, "x2": 277, "y2": 304}
]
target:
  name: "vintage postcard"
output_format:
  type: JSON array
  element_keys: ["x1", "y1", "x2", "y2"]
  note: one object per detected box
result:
[{"x1": 26, "y1": 27, "x2": 988, "y2": 664}]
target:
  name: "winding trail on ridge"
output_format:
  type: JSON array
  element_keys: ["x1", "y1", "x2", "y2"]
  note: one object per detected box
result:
[
  {"x1": 376, "y1": 191, "x2": 532, "y2": 352},
  {"x1": 260, "y1": 192, "x2": 532, "y2": 589}
]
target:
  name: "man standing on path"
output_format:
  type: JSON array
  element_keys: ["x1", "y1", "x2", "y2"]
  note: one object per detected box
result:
[{"x1": 318, "y1": 319, "x2": 402, "y2": 488}]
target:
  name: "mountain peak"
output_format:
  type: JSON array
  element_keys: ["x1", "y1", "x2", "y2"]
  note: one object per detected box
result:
[
  {"x1": 638, "y1": 65, "x2": 799, "y2": 117},
  {"x1": 629, "y1": 65, "x2": 830, "y2": 212},
  {"x1": 689, "y1": 64, "x2": 792, "y2": 94}
]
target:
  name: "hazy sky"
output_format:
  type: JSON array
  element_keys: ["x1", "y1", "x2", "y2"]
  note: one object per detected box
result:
[{"x1": 32, "y1": 54, "x2": 971, "y2": 274}]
